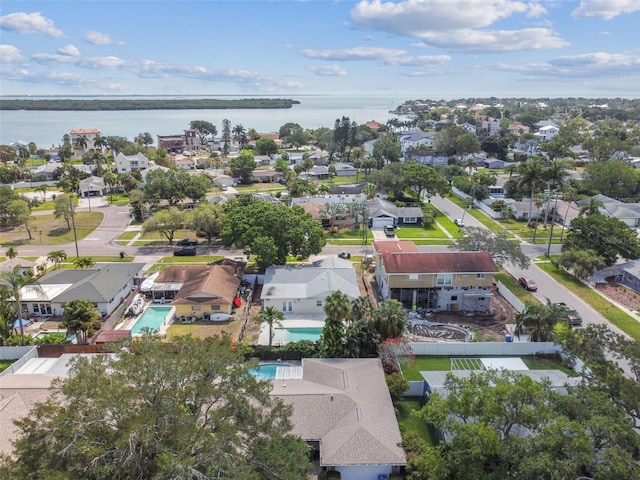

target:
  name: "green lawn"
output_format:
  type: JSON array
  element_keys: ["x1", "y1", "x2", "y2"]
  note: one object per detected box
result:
[
  {"x1": 536, "y1": 262, "x2": 640, "y2": 341},
  {"x1": 326, "y1": 228, "x2": 372, "y2": 240},
  {"x1": 446, "y1": 195, "x2": 515, "y2": 237},
  {"x1": 395, "y1": 399, "x2": 439, "y2": 446},
  {"x1": 395, "y1": 225, "x2": 447, "y2": 239},
  {"x1": 106, "y1": 193, "x2": 132, "y2": 205},
  {"x1": 0, "y1": 360, "x2": 14, "y2": 373},
  {"x1": 1, "y1": 212, "x2": 104, "y2": 246},
  {"x1": 116, "y1": 231, "x2": 139, "y2": 241},
  {"x1": 494, "y1": 272, "x2": 539, "y2": 305}
]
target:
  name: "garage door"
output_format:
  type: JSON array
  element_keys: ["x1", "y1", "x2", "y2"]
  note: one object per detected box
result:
[{"x1": 372, "y1": 217, "x2": 394, "y2": 228}]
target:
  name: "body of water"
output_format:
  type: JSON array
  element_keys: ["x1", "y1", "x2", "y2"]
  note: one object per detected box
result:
[{"x1": 0, "y1": 94, "x2": 410, "y2": 149}]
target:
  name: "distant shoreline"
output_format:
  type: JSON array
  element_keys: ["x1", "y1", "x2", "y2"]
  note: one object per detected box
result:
[{"x1": 0, "y1": 98, "x2": 301, "y2": 111}]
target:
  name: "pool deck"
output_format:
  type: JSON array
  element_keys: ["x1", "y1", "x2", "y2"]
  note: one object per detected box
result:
[{"x1": 258, "y1": 319, "x2": 325, "y2": 346}]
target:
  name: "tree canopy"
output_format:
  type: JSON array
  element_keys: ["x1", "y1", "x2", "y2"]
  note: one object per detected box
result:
[
  {"x1": 228, "y1": 151, "x2": 257, "y2": 184},
  {"x1": 220, "y1": 201, "x2": 325, "y2": 270},
  {"x1": 449, "y1": 226, "x2": 530, "y2": 269},
  {"x1": 2, "y1": 335, "x2": 311, "y2": 479}
]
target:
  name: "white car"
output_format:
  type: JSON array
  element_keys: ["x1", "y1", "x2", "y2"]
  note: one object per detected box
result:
[{"x1": 454, "y1": 219, "x2": 464, "y2": 227}]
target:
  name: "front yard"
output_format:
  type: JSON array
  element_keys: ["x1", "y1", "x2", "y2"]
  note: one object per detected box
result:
[{"x1": 1, "y1": 212, "x2": 104, "y2": 246}]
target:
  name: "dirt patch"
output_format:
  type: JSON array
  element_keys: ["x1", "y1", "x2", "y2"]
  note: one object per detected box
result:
[{"x1": 596, "y1": 282, "x2": 640, "y2": 312}]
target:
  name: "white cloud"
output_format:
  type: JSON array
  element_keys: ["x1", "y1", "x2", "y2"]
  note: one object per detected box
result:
[
  {"x1": 0, "y1": 44, "x2": 23, "y2": 63},
  {"x1": 383, "y1": 55, "x2": 451, "y2": 66},
  {"x1": 419, "y1": 28, "x2": 568, "y2": 53},
  {"x1": 351, "y1": 0, "x2": 532, "y2": 34},
  {"x1": 84, "y1": 31, "x2": 124, "y2": 46},
  {"x1": 526, "y1": 1, "x2": 548, "y2": 17},
  {"x1": 0, "y1": 12, "x2": 64, "y2": 38},
  {"x1": 301, "y1": 46, "x2": 406, "y2": 61},
  {"x1": 307, "y1": 64, "x2": 348, "y2": 76},
  {"x1": 58, "y1": 44, "x2": 80, "y2": 57},
  {"x1": 32, "y1": 53, "x2": 126, "y2": 69},
  {"x1": 572, "y1": 0, "x2": 640, "y2": 20}
]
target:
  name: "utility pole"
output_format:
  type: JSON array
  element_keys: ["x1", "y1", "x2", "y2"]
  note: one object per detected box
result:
[
  {"x1": 69, "y1": 195, "x2": 79, "y2": 258},
  {"x1": 545, "y1": 190, "x2": 560, "y2": 256}
]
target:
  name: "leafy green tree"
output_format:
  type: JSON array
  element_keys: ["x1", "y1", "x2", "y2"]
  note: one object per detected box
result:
[
  {"x1": 257, "y1": 306, "x2": 285, "y2": 347},
  {"x1": 402, "y1": 162, "x2": 451, "y2": 199},
  {"x1": 480, "y1": 136, "x2": 509, "y2": 160},
  {"x1": 279, "y1": 123, "x2": 307, "y2": 148},
  {"x1": 222, "y1": 118, "x2": 231, "y2": 155},
  {"x1": 228, "y1": 151, "x2": 257, "y2": 184},
  {"x1": 554, "y1": 248, "x2": 607, "y2": 281},
  {"x1": 372, "y1": 135, "x2": 401, "y2": 167},
  {"x1": 53, "y1": 193, "x2": 73, "y2": 230},
  {"x1": 133, "y1": 132, "x2": 154, "y2": 148},
  {"x1": 47, "y1": 250, "x2": 67, "y2": 269},
  {"x1": 514, "y1": 299, "x2": 568, "y2": 342},
  {"x1": 189, "y1": 202, "x2": 224, "y2": 244},
  {"x1": 190, "y1": 120, "x2": 217, "y2": 147},
  {"x1": 583, "y1": 159, "x2": 638, "y2": 198},
  {"x1": 220, "y1": 202, "x2": 325, "y2": 270},
  {"x1": 73, "y1": 257, "x2": 95, "y2": 269},
  {"x1": 449, "y1": 226, "x2": 530, "y2": 269},
  {"x1": 563, "y1": 214, "x2": 640, "y2": 266},
  {"x1": 0, "y1": 265, "x2": 41, "y2": 345},
  {"x1": 2, "y1": 335, "x2": 311, "y2": 478},
  {"x1": 6, "y1": 199, "x2": 34, "y2": 239},
  {"x1": 61, "y1": 299, "x2": 102, "y2": 344},
  {"x1": 255, "y1": 137, "x2": 278, "y2": 156},
  {"x1": 143, "y1": 207, "x2": 186, "y2": 245},
  {"x1": 5, "y1": 246, "x2": 17, "y2": 259}
]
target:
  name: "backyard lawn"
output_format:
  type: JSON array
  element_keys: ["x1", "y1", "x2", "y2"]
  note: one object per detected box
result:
[
  {"x1": 1, "y1": 212, "x2": 104, "y2": 246},
  {"x1": 395, "y1": 399, "x2": 439, "y2": 446}
]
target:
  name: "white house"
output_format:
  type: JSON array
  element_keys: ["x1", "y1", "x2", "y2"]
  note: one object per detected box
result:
[
  {"x1": 115, "y1": 152, "x2": 149, "y2": 173},
  {"x1": 78, "y1": 176, "x2": 107, "y2": 197},
  {"x1": 536, "y1": 125, "x2": 559, "y2": 142},
  {"x1": 19, "y1": 263, "x2": 145, "y2": 319},
  {"x1": 69, "y1": 128, "x2": 102, "y2": 156},
  {"x1": 261, "y1": 257, "x2": 359, "y2": 315},
  {"x1": 398, "y1": 130, "x2": 436, "y2": 153}
]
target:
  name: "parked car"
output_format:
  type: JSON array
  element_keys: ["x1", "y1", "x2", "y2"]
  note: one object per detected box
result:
[
  {"x1": 554, "y1": 302, "x2": 583, "y2": 326},
  {"x1": 174, "y1": 246, "x2": 196, "y2": 256},
  {"x1": 454, "y1": 218, "x2": 464, "y2": 227},
  {"x1": 518, "y1": 277, "x2": 537, "y2": 291},
  {"x1": 384, "y1": 225, "x2": 396, "y2": 237},
  {"x1": 176, "y1": 238, "x2": 198, "y2": 246}
]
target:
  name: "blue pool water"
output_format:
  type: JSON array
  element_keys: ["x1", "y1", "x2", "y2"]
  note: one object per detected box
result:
[
  {"x1": 286, "y1": 327, "x2": 323, "y2": 342},
  {"x1": 131, "y1": 307, "x2": 172, "y2": 334},
  {"x1": 250, "y1": 363, "x2": 293, "y2": 380}
]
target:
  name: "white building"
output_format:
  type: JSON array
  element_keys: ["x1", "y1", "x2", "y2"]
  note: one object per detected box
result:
[{"x1": 115, "y1": 152, "x2": 149, "y2": 173}]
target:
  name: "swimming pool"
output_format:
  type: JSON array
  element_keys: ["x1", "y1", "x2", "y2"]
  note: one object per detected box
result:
[
  {"x1": 131, "y1": 307, "x2": 173, "y2": 335},
  {"x1": 250, "y1": 363, "x2": 301, "y2": 380},
  {"x1": 285, "y1": 327, "x2": 323, "y2": 343}
]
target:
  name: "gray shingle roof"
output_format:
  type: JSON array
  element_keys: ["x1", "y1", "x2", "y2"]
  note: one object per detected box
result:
[{"x1": 271, "y1": 358, "x2": 406, "y2": 467}]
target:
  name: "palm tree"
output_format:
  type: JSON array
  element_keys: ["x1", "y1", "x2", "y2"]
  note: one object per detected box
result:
[
  {"x1": 73, "y1": 135, "x2": 88, "y2": 154},
  {"x1": 560, "y1": 187, "x2": 578, "y2": 241},
  {"x1": 541, "y1": 159, "x2": 568, "y2": 228},
  {"x1": 0, "y1": 266, "x2": 43, "y2": 345},
  {"x1": 47, "y1": 250, "x2": 67, "y2": 269},
  {"x1": 579, "y1": 197, "x2": 604, "y2": 217},
  {"x1": 257, "y1": 306, "x2": 285, "y2": 347},
  {"x1": 373, "y1": 300, "x2": 407, "y2": 339},
  {"x1": 514, "y1": 299, "x2": 568, "y2": 342},
  {"x1": 34, "y1": 184, "x2": 48, "y2": 201},
  {"x1": 73, "y1": 257, "x2": 95, "y2": 269},
  {"x1": 6, "y1": 246, "x2": 18, "y2": 259},
  {"x1": 232, "y1": 124, "x2": 246, "y2": 145},
  {"x1": 323, "y1": 290, "x2": 352, "y2": 323},
  {"x1": 363, "y1": 183, "x2": 377, "y2": 200},
  {"x1": 504, "y1": 163, "x2": 519, "y2": 178},
  {"x1": 517, "y1": 160, "x2": 545, "y2": 226}
]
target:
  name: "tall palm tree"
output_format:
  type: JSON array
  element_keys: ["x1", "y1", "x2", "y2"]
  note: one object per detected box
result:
[
  {"x1": 0, "y1": 266, "x2": 42, "y2": 345},
  {"x1": 579, "y1": 197, "x2": 604, "y2": 217},
  {"x1": 73, "y1": 135, "x2": 88, "y2": 154},
  {"x1": 560, "y1": 187, "x2": 578, "y2": 242},
  {"x1": 517, "y1": 160, "x2": 545, "y2": 226},
  {"x1": 541, "y1": 159, "x2": 568, "y2": 228},
  {"x1": 6, "y1": 246, "x2": 18, "y2": 259},
  {"x1": 504, "y1": 163, "x2": 519, "y2": 178},
  {"x1": 257, "y1": 306, "x2": 285, "y2": 347},
  {"x1": 73, "y1": 257, "x2": 95, "y2": 269},
  {"x1": 323, "y1": 290, "x2": 352, "y2": 323}
]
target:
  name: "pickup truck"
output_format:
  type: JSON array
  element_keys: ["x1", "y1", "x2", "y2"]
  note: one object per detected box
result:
[
  {"x1": 383, "y1": 225, "x2": 396, "y2": 237},
  {"x1": 554, "y1": 302, "x2": 583, "y2": 327}
]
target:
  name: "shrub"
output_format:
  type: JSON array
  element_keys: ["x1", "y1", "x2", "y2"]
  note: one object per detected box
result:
[{"x1": 326, "y1": 472, "x2": 341, "y2": 480}]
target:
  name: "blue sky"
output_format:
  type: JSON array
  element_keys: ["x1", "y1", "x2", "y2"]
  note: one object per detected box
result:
[{"x1": 1, "y1": 0, "x2": 639, "y2": 98}]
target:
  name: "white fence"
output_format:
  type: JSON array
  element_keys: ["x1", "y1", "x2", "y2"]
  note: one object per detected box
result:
[
  {"x1": 495, "y1": 279, "x2": 525, "y2": 312},
  {"x1": 0, "y1": 346, "x2": 38, "y2": 376},
  {"x1": 407, "y1": 341, "x2": 560, "y2": 356}
]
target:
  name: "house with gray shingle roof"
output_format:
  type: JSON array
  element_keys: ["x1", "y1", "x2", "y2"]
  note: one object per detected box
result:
[
  {"x1": 261, "y1": 257, "x2": 359, "y2": 315},
  {"x1": 578, "y1": 194, "x2": 640, "y2": 227},
  {"x1": 365, "y1": 197, "x2": 423, "y2": 228},
  {"x1": 271, "y1": 358, "x2": 406, "y2": 479},
  {"x1": 19, "y1": 263, "x2": 144, "y2": 318}
]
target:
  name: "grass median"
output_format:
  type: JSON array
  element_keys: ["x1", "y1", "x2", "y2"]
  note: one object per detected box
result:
[{"x1": 537, "y1": 261, "x2": 640, "y2": 341}]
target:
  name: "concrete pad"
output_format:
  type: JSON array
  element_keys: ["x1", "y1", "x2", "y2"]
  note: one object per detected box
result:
[{"x1": 481, "y1": 357, "x2": 528, "y2": 370}]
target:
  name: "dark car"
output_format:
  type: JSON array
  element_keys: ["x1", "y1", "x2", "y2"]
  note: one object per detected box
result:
[
  {"x1": 176, "y1": 238, "x2": 198, "y2": 246},
  {"x1": 384, "y1": 225, "x2": 396, "y2": 237},
  {"x1": 174, "y1": 246, "x2": 196, "y2": 256},
  {"x1": 518, "y1": 277, "x2": 537, "y2": 291},
  {"x1": 554, "y1": 302, "x2": 583, "y2": 326}
]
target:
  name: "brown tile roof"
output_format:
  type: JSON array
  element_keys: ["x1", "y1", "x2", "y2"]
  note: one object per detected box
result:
[
  {"x1": 70, "y1": 128, "x2": 100, "y2": 135},
  {"x1": 168, "y1": 263, "x2": 243, "y2": 306},
  {"x1": 381, "y1": 251, "x2": 498, "y2": 274},
  {"x1": 373, "y1": 240, "x2": 419, "y2": 254}
]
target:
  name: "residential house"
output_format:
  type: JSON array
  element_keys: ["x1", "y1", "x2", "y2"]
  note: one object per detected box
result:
[
  {"x1": 506, "y1": 200, "x2": 541, "y2": 222},
  {"x1": 536, "y1": 125, "x2": 559, "y2": 142},
  {"x1": 139, "y1": 164, "x2": 170, "y2": 186},
  {"x1": 70, "y1": 128, "x2": 102, "y2": 156},
  {"x1": 483, "y1": 158, "x2": 507, "y2": 169},
  {"x1": 332, "y1": 162, "x2": 358, "y2": 177},
  {"x1": 363, "y1": 139, "x2": 377, "y2": 157},
  {"x1": 299, "y1": 165, "x2": 330, "y2": 181},
  {"x1": 114, "y1": 152, "x2": 149, "y2": 174},
  {"x1": 157, "y1": 130, "x2": 203, "y2": 154},
  {"x1": 0, "y1": 258, "x2": 35, "y2": 276},
  {"x1": 150, "y1": 261, "x2": 244, "y2": 318},
  {"x1": 254, "y1": 155, "x2": 272, "y2": 166},
  {"x1": 174, "y1": 156, "x2": 196, "y2": 170},
  {"x1": 31, "y1": 162, "x2": 60, "y2": 181},
  {"x1": 308, "y1": 150, "x2": 331, "y2": 165},
  {"x1": 398, "y1": 130, "x2": 436, "y2": 154},
  {"x1": 331, "y1": 184, "x2": 366, "y2": 196},
  {"x1": 578, "y1": 194, "x2": 640, "y2": 227},
  {"x1": 261, "y1": 257, "x2": 359, "y2": 315},
  {"x1": 506, "y1": 122, "x2": 530, "y2": 136},
  {"x1": 365, "y1": 120, "x2": 386, "y2": 136},
  {"x1": 19, "y1": 263, "x2": 145, "y2": 318},
  {"x1": 250, "y1": 169, "x2": 283, "y2": 183},
  {"x1": 366, "y1": 197, "x2": 423, "y2": 228},
  {"x1": 78, "y1": 176, "x2": 107, "y2": 197},
  {"x1": 271, "y1": 358, "x2": 406, "y2": 480},
  {"x1": 404, "y1": 148, "x2": 448, "y2": 167},
  {"x1": 459, "y1": 122, "x2": 477, "y2": 135},
  {"x1": 480, "y1": 116, "x2": 501, "y2": 136},
  {"x1": 375, "y1": 249, "x2": 498, "y2": 312}
]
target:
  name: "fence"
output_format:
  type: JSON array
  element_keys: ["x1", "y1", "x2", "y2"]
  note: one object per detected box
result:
[
  {"x1": 406, "y1": 341, "x2": 560, "y2": 356},
  {"x1": 495, "y1": 279, "x2": 525, "y2": 312},
  {"x1": 0, "y1": 346, "x2": 38, "y2": 376}
]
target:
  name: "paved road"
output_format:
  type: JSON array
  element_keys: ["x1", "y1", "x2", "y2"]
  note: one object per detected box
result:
[{"x1": 428, "y1": 194, "x2": 630, "y2": 335}]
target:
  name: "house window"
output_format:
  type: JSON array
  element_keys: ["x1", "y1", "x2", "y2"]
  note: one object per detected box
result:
[
  {"x1": 282, "y1": 302, "x2": 292, "y2": 312},
  {"x1": 436, "y1": 274, "x2": 453, "y2": 286},
  {"x1": 192, "y1": 305, "x2": 201, "y2": 311},
  {"x1": 451, "y1": 296, "x2": 458, "y2": 301},
  {"x1": 316, "y1": 300, "x2": 323, "y2": 307},
  {"x1": 33, "y1": 304, "x2": 40, "y2": 314},
  {"x1": 403, "y1": 217, "x2": 417, "y2": 223},
  {"x1": 212, "y1": 305, "x2": 220, "y2": 311},
  {"x1": 476, "y1": 274, "x2": 485, "y2": 279},
  {"x1": 408, "y1": 274, "x2": 420, "y2": 281}
]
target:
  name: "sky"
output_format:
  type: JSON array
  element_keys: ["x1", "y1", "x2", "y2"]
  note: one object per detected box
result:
[{"x1": 1, "y1": 0, "x2": 639, "y2": 99}]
